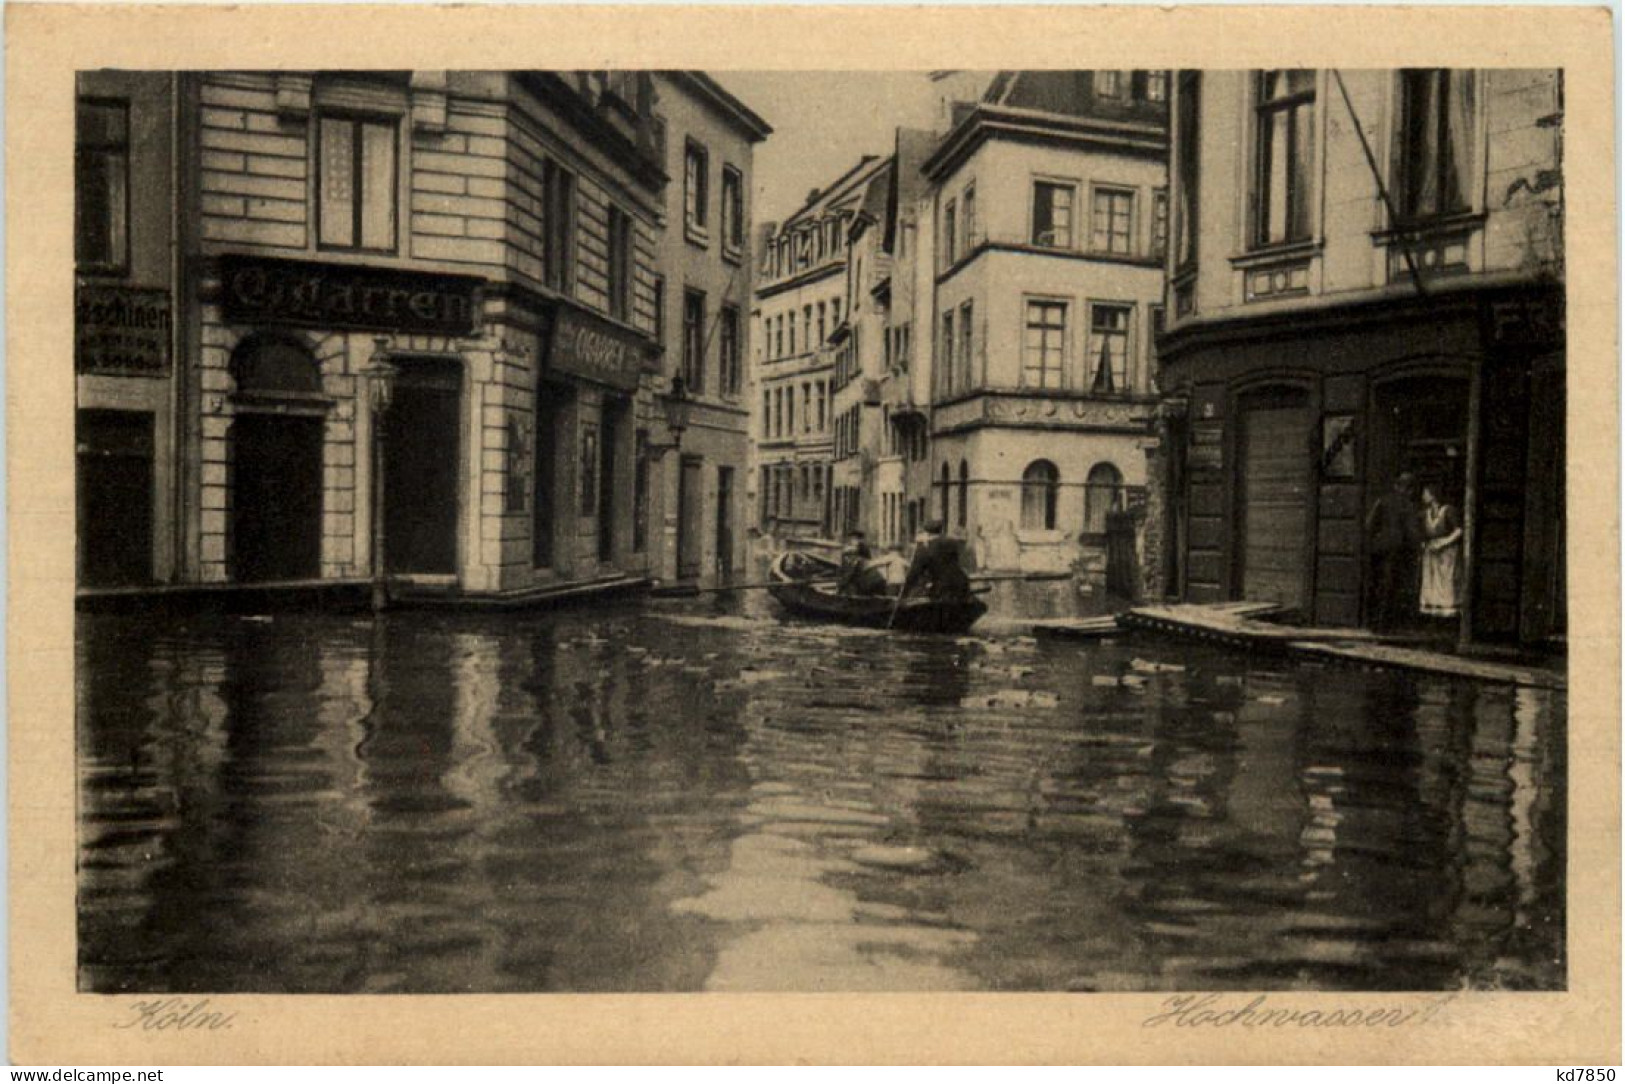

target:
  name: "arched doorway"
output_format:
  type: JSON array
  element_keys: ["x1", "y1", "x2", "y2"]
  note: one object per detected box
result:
[
  {"x1": 229, "y1": 334, "x2": 327, "y2": 583},
  {"x1": 1084, "y1": 461, "x2": 1123, "y2": 535}
]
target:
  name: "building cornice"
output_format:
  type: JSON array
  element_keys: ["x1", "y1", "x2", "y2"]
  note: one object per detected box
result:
[
  {"x1": 663, "y1": 72, "x2": 773, "y2": 143},
  {"x1": 1158, "y1": 272, "x2": 1563, "y2": 364},
  {"x1": 923, "y1": 104, "x2": 1168, "y2": 182}
]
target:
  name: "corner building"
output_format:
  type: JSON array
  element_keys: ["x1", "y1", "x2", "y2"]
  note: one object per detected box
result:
[
  {"x1": 920, "y1": 71, "x2": 1169, "y2": 575},
  {"x1": 1159, "y1": 69, "x2": 1565, "y2": 644},
  {"x1": 137, "y1": 71, "x2": 770, "y2": 600}
]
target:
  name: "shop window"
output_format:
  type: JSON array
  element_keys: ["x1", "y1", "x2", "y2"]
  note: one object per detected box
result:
[
  {"x1": 318, "y1": 113, "x2": 397, "y2": 252},
  {"x1": 1395, "y1": 69, "x2": 1477, "y2": 221},
  {"x1": 1091, "y1": 186, "x2": 1135, "y2": 255},
  {"x1": 1084, "y1": 462, "x2": 1123, "y2": 534},
  {"x1": 1032, "y1": 181, "x2": 1075, "y2": 249},
  {"x1": 543, "y1": 159, "x2": 576, "y2": 292},
  {"x1": 76, "y1": 98, "x2": 129, "y2": 273},
  {"x1": 1022, "y1": 299, "x2": 1067, "y2": 390},
  {"x1": 684, "y1": 140, "x2": 709, "y2": 234},
  {"x1": 1089, "y1": 304, "x2": 1132, "y2": 394},
  {"x1": 1021, "y1": 460, "x2": 1059, "y2": 530},
  {"x1": 721, "y1": 165, "x2": 744, "y2": 251},
  {"x1": 607, "y1": 205, "x2": 634, "y2": 322},
  {"x1": 1253, "y1": 70, "x2": 1317, "y2": 248},
  {"x1": 682, "y1": 289, "x2": 705, "y2": 393}
]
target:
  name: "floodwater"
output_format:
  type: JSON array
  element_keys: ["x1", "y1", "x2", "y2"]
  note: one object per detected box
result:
[{"x1": 77, "y1": 586, "x2": 1565, "y2": 993}]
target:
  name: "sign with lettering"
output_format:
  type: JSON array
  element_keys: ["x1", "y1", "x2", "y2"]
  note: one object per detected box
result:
[
  {"x1": 1188, "y1": 420, "x2": 1224, "y2": 471},
  {"x1": 219, "y1": 255, "x2": 482, "y2": 337},
  {"x1": 546, "y1": 307, "x2": 651, "y2": 391},
  {"x1": 1484, "y1": 292, "x2": 1564, "y2": 348},
  {"x1": 76, "y1": 286, "x2": 171, "y2": 375}
]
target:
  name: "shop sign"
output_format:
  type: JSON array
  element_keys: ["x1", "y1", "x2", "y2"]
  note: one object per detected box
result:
[
  {"x1": 547, "y1": 307, "x2": 649, "y2": 392},
  {"x1": 1484, "y1": 293, "x2": 1564, "y2": 348},
  {"x1": 76, "y1": 286, "x2": 172, "y2": 375},
  {"x1": 219, "y1": 255, "x2": 481, "y2": 336},
  {"x1": 1188, "y1": 420, "x2": 1224, "y2": 471}
]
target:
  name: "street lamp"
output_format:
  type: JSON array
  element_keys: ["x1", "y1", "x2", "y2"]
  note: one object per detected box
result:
[
  {"x1": 647, "y1": 373, "x2": 692, "y2": 459},
  {"x1": 362, "y1": 334, "x2": 399, "y2": 613}
]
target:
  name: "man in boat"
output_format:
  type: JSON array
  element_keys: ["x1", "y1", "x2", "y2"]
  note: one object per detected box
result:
[
  {"x1": 836, "y1": 530, "x2": 888, "y2": 596},
  {"x1": 902, "y1": 520, "x2": 972, "y2": 602}
]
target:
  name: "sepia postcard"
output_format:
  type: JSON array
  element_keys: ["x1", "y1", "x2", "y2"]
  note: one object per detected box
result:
[{"x1": 7, "y1": 2, "x2": 1619, "y2": 1066}]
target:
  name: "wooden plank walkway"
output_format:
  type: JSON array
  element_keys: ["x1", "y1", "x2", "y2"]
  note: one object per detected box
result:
[
  {"x1": 1290, "y1": 641, "x2": 1566, "y2": 690},
  {"x1": 1116, "y1": 602, "x2": 1565, "y2": 690}
]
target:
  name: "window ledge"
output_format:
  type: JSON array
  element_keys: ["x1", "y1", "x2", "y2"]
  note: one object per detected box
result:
[
  {"x1": 684, "y1": 222, "x2": 710, "y2": 248},
  {"x1": 721, "y1": 244, "x2": 743, "y2": 266},
  {"x1": 1229, "y1": 239, "x2": 1322, "y2": 269},
  {"x1": 1371, "y1": 211, "x2": 1487, "y2": 245}
]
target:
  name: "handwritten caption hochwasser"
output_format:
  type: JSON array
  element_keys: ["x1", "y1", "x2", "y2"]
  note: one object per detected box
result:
[{"x1": 1144, "y1": 993, "x2": 1457, "y2": 1029}]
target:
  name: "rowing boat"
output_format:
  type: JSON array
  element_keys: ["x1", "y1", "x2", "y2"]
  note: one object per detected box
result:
[{"x1": 766, "y1": 552, "x2": 988, "y2": 634}]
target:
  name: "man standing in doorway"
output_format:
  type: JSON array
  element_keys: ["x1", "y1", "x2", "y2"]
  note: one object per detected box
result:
[{"x1": 1365, "y1": 472, "x2": 1421, "y2": 632}]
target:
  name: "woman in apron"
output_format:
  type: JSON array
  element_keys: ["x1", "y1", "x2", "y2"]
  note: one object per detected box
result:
[{"x1": 1419, "y1": 483, "x2": 1464, "y2": 619}]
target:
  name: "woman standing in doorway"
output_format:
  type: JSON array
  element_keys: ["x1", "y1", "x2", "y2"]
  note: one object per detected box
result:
[{"x1": 1419, "y1": 483, "x2": 1464, "y2": 619}]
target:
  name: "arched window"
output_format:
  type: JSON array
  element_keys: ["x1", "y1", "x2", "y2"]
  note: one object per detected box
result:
[
  {"x1": 939, "y1": 462, "x2": 951, "y2": 525},
  {"x1": 1084, "y1": 462, "x2": 1124, "y2": 533},
  {"x1": 230, "y1": 332, "x2": 322, "y2": 399},
  {"x1": 1021, "y1": 460, "x2": 1060, "y2": 530},
  {"x1": 957, "y1": 460, "x2": 969, "y2": 530}
]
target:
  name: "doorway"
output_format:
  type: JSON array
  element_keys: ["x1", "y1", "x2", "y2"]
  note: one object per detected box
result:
[
  {"x1": 1370, "y1": 375, "x2": 1469, "y2": 501},
  {"x1": 598, "y1": 398, "x2": 626, "y2": 563},
  {"x1": 77, "y1": 409, "x2": 154, "y2": 587},
  {"x1": 677, "y1": 455, "x2": 703, "y2": 579},
  {"x1": 383, "y1": 359, "x2": 461, "y2": 575},
  {"x1": 715, "y1": 466, "x2": 735, "y2": 579},
  {"x1": 1235, "y1": 390, "x2": 1313, "y2": 611},
  {"x1": 231, "y1": 413, "x2": 324, "y2": 583},
  {"x1": 533, "y1": 389, "x2": 561, "y2": 568}
]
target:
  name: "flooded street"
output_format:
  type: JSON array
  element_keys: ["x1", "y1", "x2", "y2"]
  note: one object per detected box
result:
[{"x1": 78, "y1": 589, "x2": 1565, "y2": 994}]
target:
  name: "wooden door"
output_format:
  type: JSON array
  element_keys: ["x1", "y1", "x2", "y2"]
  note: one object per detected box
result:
[
  {"x1": 1238, "y1": 402, "x2": 1312, "y2": 610},
  {"x1": 678, "y1": 456, "x2": 704, "y2": 579}
]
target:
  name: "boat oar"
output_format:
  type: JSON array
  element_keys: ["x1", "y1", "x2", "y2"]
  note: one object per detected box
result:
[
  {"x1": 650, "y1": 577, "x2": 837, "y2": 599},
  {"x1": 887, "y1": 541, "x2": 920, "y2": 629}
]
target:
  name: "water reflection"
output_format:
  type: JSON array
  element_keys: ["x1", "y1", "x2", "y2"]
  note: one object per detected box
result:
[{"x1": 77, "y1": 600, "x2": 1565, "y2": 993}]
